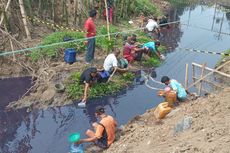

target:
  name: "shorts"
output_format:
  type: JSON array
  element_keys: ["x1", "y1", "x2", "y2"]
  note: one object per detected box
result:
[{"x1": 95, "y1": 140, "x2": 108, "y2": 149}]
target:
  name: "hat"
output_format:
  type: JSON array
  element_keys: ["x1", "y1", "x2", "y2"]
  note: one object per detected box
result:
[
  {"x1": 68, "y1": 133, "x2": 81, "y2": 143},
  {"x1": 95, "y1": 106, "x2": 105, "y2": 114}
]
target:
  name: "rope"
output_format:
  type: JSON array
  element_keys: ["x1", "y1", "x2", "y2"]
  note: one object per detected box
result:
[
  {"x1": 0, "y1": 20, "x2": 181, "y2": 56},
  {"x1": 141, "y1": 71, "x2": 164, "y2": 91}
]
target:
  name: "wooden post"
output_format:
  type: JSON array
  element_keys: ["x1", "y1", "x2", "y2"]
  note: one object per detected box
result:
[
  {"x1": 0, "y1": 0, "x2": 12, "y2": 26},
  {"x1": 184, "y1": 63, "x2": 189, "y2": 89},
  {"x1": 198, "y1": 63, "x2": 206, "y2": 96},
  {"x1": 4, "y1": 24, "x2": 15, "y2": 61},
  {"x1": 18, "y1": 0, "x2": 31, "y2": 40},
  {"x1": 104, "y1": 0, "x2": 111, "y2": 40},
  {"x1": 187, "y1": 60, "x2": 230, "y2": 90},
  {"x1": 192, "y1": 63, "x2": 195, "y2": 83}
]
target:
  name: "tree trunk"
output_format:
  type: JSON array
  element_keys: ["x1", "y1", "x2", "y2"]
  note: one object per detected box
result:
[
  {"x1": 18, "y1": 0, "x2": 31, "y2": 40},
  {"x1": 53, "y1": 0, "x2": 62, "y2": 24},
  {"x1": 66, "y1": 0, "x2": 76, "y2": 27}
]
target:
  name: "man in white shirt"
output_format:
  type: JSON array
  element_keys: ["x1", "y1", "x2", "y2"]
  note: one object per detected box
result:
[
  {"x1": 103, "y1": 49, "x2": 128, "y2": 81},
  {"x1": 145, "y1": 17, "x2": 161, "y2": 38}
]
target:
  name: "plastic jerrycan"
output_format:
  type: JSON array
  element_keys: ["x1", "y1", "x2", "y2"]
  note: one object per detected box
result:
[
  {"x1": 154, "y1": 102, "x2": 172, "y2": 119},
  {"x1": 165, "y1": 91, "x2": 177, "y2": 107}
]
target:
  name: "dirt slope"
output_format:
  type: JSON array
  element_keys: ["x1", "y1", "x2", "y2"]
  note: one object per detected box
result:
[{"x1": 104, "y1": 87, "x2": 230, "y2": 153}]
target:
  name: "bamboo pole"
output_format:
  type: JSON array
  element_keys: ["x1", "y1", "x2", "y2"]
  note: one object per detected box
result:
[
  {"x1": 0, "y1": 0, "x2": 11, "y2": 26},
  {"x1": 187, "y1": 60, "x2": 230, "y2": 90},
  {"x1": 104, "y1": 0, "x2": 111, "y2": 40},
  {"x1": 192, "y1": 63, "x2": 195, "y2": 83},
  {"x1": 198, "y1": 63, "x2": 206, "y2": 96},
  {"x1": 18, "y1": 0, "x2": 31, "y2": 40},
  {"x1": 4, "y1": 24, "x2": 15, "y2": 61},
  {"x1": 184, "y1": 63, "x2": 189, "y2": 89},
  {"x1": 192, "y1": 62, "x2": 230, "y2": 78},
  {"x1": 193, "y1": 77, "x2": 225, "y2": 89}
]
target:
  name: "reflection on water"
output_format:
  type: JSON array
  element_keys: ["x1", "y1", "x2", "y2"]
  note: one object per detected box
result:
[{"x1": 1, "y1": 3, "x2": 230, "y2": 153}]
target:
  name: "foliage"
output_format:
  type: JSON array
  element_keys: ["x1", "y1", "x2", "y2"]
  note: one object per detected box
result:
[
  {"x1": 132, "y1": 0, "x2": 161, "y2": 16},
  {"x1": 143, "y1": 57, "x2": 161, "y2": 67},
  {"x1": 96, "y1": 25, "x2": 120, "y2": 54},
  {"x1": 66, "y1": 72, "x2": 135, "y2": 100},
  {"x1": 143, "y1": 45, "x2": 167, "y2": 67},
  {"x1": 115, "y1": 0, "x2": 162, "y2": 20},
  {"x1": 28, "y1": 31, "x2": 85, "y2": 62}
]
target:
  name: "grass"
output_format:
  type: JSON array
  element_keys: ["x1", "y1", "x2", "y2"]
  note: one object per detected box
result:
[
  {"x1": 28, "y1": 31, "x2": 85, "y2": 62},
  {"x1": 66, "y1": 72, "x2": 135, "y2": 100},
  {"x1": 216, "y1": 49, "x2": 230, "y2": 66}
]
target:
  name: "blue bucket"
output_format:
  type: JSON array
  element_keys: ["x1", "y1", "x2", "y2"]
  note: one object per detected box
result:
[{"x1": 64, "y1": 48, "x2": 76, "y2": 64}]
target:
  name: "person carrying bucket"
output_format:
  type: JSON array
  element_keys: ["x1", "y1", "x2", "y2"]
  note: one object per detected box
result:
[
  {"x1": 75, "y1": 106, "x2": 117, "y2": 150},
  {"x1": 160, "y1": 76, "x2": 187, "y2": 102}
]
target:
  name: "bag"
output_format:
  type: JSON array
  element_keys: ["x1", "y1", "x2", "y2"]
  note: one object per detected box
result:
[{"x1": 118, "y1": 58, "x2": 128, "y2": 68}]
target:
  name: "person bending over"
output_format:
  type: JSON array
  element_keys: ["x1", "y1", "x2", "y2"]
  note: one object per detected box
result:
[
  {"x1": 76, "y1": 106, "x2": 117, "y2": 150},
  {"x1": 143, "y1": 40, "x2": 165, "y2": 60},
  {"x1": 78, "y1": 67, "x2": 99, "y2": 107},
  {"x1": 161, "y1": 76, "x2": 187, "y2": 101}
]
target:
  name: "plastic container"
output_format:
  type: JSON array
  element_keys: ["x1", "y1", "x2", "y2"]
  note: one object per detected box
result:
[
  {"x1": 69, "y1": 143, "x2": 84, "y2": 153},
  {"x1": 154, "y1": 102, "x2": 172, "y2": 119},
  {"x1": 165, "y1": 91, "x2": 177, "y2": 107},
  {"x1": 64, "y1": 48, "x2": 76, "y2": 64}
]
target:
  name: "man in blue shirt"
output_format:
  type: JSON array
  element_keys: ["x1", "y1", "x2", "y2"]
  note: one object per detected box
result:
[
  {"x1": 161, "y1": 76, "x2": 187, "y2": 101},
  {"x1": 143, "y1": 41, "x2": 165, "y2": 60}
]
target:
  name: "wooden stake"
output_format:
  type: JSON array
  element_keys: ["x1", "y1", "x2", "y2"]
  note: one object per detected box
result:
[
  {"x1": 192, "y1": 63, "x2": 195, "y2": 83},
  {"x1": 187, "y1": 60, "x2": 230, "y2": 90},
  {"x1": 0, "y1": 0, "x2": 12, "y2": 26},
  {"x1": 198, "y1": 63, "x2": 206, "y2": 96},
  {"x1": 18, "y1": 0, "x2": 31, "y2": 40},
  {"x1": 4, "y1": 24, "x2": 15, "y2": 61},
  {"x1": 192, "y1": 62, "x2": 230, "y2": 78},
  {"x1": 184, "y1": 63, "x2": 189, "y2": 89},
  {"x1": 104, "y1": 0, "x2": 111, "y2": 40}
]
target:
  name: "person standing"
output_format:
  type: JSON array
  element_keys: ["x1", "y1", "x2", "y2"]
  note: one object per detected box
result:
[{"x1": 84, "y1": 10, "x2": 97, "y2": 64}]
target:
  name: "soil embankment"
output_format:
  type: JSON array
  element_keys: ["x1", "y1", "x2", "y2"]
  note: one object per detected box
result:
[{"x1": 104, "y1": 60, "x2": 230, "y2": 153}]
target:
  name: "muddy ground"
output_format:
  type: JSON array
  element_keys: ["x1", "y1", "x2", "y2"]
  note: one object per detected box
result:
[{"x1": 103, "y1": 60, "x2": 230, "y2": 153}]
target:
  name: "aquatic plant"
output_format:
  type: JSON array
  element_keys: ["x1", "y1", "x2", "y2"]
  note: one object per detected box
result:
[{"x1": 66, "y1": 72, "x2": 135, "y2": 100}]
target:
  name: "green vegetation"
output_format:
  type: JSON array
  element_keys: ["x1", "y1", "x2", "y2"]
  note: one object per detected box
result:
[
  {"x1": 142, "y1": 45, "x2": 166, "y2": 67},
  {"x1": 216, "y1": 49, "x2": 230, "y2": 66},
  {"x1": 66, "y1": 72, "x2": 135, "y2": 100},
  {"x1": 132, "y1": 0, "x2": 161, "y2": 16},
  {"x1": 143, "y1": 57, "x2": 161, "y2": 67},
  {"x1": 96, "y1": 25, "x2": 122, "y2": 54},
  {"x1": 28, "y1": 31, "x2": 85, "y2": 62},
  {"x1": 115, "y1": 0, "x2": 162, "y2": 20}
]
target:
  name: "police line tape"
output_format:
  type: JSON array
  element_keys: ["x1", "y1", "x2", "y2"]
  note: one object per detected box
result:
[
  {"x1": 177, "y1": 47, "x2": 230, "y2": 56},
  {"x1": 26, "y1": 16, "x2": 85, "y2": 33}
]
